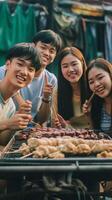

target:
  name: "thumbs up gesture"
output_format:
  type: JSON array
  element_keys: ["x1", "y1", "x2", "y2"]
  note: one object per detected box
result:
[{"x1": 43, "y1": 74, "x2": 53, "y2": 100}]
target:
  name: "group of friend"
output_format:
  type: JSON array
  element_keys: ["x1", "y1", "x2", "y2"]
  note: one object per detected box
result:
[{"x1": 0, "y1": 29, "x2": 111, "y2": 148}]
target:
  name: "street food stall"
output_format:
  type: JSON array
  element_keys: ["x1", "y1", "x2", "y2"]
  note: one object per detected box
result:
[{"x1": 0, "y1": 127, "x2": 112, "y2": 199}]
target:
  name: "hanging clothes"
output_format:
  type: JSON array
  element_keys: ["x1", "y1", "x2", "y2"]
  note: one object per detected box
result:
[
  {"x1": 0, "y1": 1, "x2": 36, "y2": 65},
  {"x1": 105, "y1": 16, "x2": 112, "y2": 62},
  {"x1": 82, "y1": 18, "x2": 98, "y2": 63}
]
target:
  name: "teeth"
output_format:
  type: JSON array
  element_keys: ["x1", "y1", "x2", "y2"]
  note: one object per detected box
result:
[{"x1": 16, "y1": 75, "x2": 25, "y2": 81}]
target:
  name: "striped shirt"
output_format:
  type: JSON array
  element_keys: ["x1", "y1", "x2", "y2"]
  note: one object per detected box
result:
[{"x1": 100, "y1": 106, "x2": 112, "y2": 132}]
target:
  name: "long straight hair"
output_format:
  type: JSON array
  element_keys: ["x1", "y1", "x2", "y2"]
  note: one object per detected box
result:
[
  {"x1": 58, "y1": 47, "x2": 87, "y2": 120},
  {"x1": 86, "y1": 58, "x2": 112, "y2": 130}
]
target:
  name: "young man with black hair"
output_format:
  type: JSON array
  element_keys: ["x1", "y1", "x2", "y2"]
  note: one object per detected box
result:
[
  {"x1": 1, "y1": 29, "x2": 62, "y2": 125},
  {"x1": 0, "y1": 30, "x2": 62, "y2": 125},
  {"x1": 0, "y1": 43, "x2": 41, "y2": 145}
]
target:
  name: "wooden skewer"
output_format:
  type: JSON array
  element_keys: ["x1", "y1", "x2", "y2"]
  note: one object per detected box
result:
[
  {"x1": 4, "y1": 150, "x2": 21, "y2": 154},
  {"x1": 31, "y1": 120, "x2": 41, "y2": 127},
  {"x1": 20, "y1": 152, "x2": 33, "y2": 159},
  {"x1": 4, "y1": 147, "x2": 28, "y2": 154},
  {"x1": 52, "y1": 105, "x2": 58, "y2": 120},
  {"x1": 87, "y1": 92, "x2": 95, "y2": 106}
]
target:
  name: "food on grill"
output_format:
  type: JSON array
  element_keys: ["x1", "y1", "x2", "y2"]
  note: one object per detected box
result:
[
  {"x1": 92, "y1": 143, "x2": 112, "y2": 153},
  {"x1": 19, "y1": 143, "x2": 30, "y2": 155},
  {"x1": 19, "y1": 127, "x2": 101, "y2": 140},
  {"x1": 3, "y1": 127, "x2": 112, "y2": 159},
  {"x1": 97, "y1": 151, "x2": 112, "y2": 158},
  {"x1": 27, "y1": 138, "x2": 41, "y2": 148},
  {"x1": 61, "y1": 142, "x2": 78, "y2": 154},
  {"x1": 48, "y1": 151, "x2": 65, "y2": 158},
  {"x1": 33, "y1": 145, "x2": 59, "y2": 158},
  {"x1": 77, "y1": 144, "x2": 91, "y2": 154}
]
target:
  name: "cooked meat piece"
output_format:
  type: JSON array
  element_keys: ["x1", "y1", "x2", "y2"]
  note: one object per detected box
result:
[
  {"x1": 48, "y1": 151, "x2": 65, "y2": 158},
  {"x1": 97, "y1": 151, "x2": 112, "y2": 158},
  {"x1": 27, "y1": 138, "x2": 39, "y2": 148},
  {"x1": 77, "y1": 144, "x2": 91, "y2": 154}
]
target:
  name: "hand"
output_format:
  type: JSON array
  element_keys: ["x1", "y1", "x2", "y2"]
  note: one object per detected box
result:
[
  {"x1": 43, "y1": 74, "x2": 53, "y2": 99},
  {"x1": 82, "y1": 100, "x2": 91, "y2": 114},
  {"x1": 18, "y1": 100, "x2": 32, "y2": 114},
  {"x1": 6, "y1": 113, "x2": 32, "y2": 130},
  {"x1": 54, "y1": 114, "x2": 68, "y2": 128}
]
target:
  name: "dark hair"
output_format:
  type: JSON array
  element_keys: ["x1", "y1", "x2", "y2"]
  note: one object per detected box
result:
[
  {"x1": 6, "y1": 43, "x2": 41, "y2": 72},
  {"x1": 58, "y1": 47, "x2": 87, "y2": 120},
  {"x1": 86, "y1": 58, "x2": 112, "y2": 130},
  {"x1": 32, "y1": 29, "x2": 62, "y2": 54}
]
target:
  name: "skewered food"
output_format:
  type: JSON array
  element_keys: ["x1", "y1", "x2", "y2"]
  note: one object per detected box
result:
[
  {"x1": 19, "y1": 127, "x2": 103, "y2": 140},
  {"x1": 77, "y1": 144, "x2": 91, "y2": 154},
  {"x1": 97, "y1": 151, "x2": 112, "y2": 158}
]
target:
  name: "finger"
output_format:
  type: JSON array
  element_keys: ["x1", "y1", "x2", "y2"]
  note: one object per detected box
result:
[
  {"x1": 18, "y1": 114, "x2": 32, "y2": 120},
  {"x1": 44, "y1": 74, "x2": 49, "y2": 86},
  {"x1": 25, "y1": 100, "x2": 32, "y2": 105},
  {"x1": 57, "y1": 114, "x2": 64, "y2": 121}
]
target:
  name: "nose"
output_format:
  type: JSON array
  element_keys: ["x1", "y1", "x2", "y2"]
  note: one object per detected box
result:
[
  {"x1": 68, "y1": 65, "x2": 74, "y2": 72},
  {"x1": 20, "y1": 66, "x2": 28, "y2": 75},
  {"x1": 44, "y1": 48, "x2": 50, "y2": 57},
  {"x1": 94, "y1": 80, "x2": 100, "y2": 89}
]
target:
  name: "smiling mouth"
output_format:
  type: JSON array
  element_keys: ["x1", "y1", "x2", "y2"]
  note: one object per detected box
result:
[
  {"x1": 16, "y1": 75, "x2": 26, "y2": 82},
  {"x1": 96, "y1": 87, "x2": 105, "y2": 94}
]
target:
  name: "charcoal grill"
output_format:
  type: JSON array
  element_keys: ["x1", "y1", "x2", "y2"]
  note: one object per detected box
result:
[
  {"x1": 1, "y1": 129, "x2": 112, "y2": 179},
  {"x1": 1, "y1": 129, "x2": 112, "y2": 200}
]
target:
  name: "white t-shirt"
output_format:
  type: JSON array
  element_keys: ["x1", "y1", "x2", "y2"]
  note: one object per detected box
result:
[{"x1": 0, "y1": 93, "x2": 15, "y2": 121}]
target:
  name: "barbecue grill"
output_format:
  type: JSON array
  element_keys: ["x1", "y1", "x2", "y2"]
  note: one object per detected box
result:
[{"x1": 0, "y1": 128, "x2": 112, "y2": 200}]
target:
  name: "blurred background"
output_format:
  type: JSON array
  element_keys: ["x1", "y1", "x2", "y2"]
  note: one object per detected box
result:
[{"x1": 0, "y1": 0, "x2": 112, "y2": 75}]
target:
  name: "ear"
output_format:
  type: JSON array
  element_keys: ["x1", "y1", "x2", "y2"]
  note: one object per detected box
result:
[{"x1": 6, "y1": 60, "x2": 11, "y2": 71}]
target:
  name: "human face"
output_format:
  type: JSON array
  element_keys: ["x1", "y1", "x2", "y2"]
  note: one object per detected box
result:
[
  {"x1": 61, "y1": 54, "x2": 83, "y2": 83},
  {"x1": 35, "y1": 41, "x2": 56, "y2": 68},
  {"x1": 88, "y1": 67, "x2": 112, "y2": 98},
  {"x1": 6, "y1": 58, "x2": 35, "y2": 89}
]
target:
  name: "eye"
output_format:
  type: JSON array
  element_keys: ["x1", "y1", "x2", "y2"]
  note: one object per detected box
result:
[
  {"x1": 89, "y1": 80, "x2": 94, "y2": 85},
  {"x1": 97, "y1": 76, "x2": 104, "y2": 80},
  {"x1": 17, "y1": 62, "x2": 23, "y2": 66},
  {"x1": 40, "y1": 45, "x2": 47, "y2": 50},
  {"x1": 61, "y1": 64, "x2": 68, "y2": 69},
  {"x1": 28, "y1": 67, "x2": 35, "y2": 72},
  {"x1": 50, "y1": 49, "x2": 56, "y2": 54}
]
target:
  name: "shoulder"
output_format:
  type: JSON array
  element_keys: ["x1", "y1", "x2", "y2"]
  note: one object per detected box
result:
[{"x1": 0, "y1": 65, "x2": 6, "y2": 80}]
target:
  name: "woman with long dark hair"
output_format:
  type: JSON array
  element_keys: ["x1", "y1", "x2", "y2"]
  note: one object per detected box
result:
[
  {"x1": 53, "y1": 47, "x2": 90, "y2": 128},
  {"x1": 83, "y1": 58, "x2": 112, "y2": 134}
]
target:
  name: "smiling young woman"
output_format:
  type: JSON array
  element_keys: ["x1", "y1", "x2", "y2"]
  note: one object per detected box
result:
[{"x1": 83, "y1": 58, "x2": 112, "y2": 134}]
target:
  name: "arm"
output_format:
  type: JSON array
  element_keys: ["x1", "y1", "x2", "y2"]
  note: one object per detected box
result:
[
  {"x1": 34, "y1": 98, "x2": 51, "y2": 124},
  {"x1": 34, "y1": 74, "x2": 54, "y2": 124},
  {"x1": 82, "y1": 100, "x2": 93, "y2": 128}
]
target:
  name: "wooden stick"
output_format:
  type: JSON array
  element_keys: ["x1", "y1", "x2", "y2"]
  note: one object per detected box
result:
[
  {"x1": 4, "y1": 147, "x2": 28, "y2": 154},
  {"x1": 31, "y1": 120, "x2": 41, "y2": 127},
  {"x1": 87, "y1": 92, "x2": 95, "y2": 106},
  {"x1": 4, "y1": 150, "x2": 21, "y2": 154},
  {"x1": 20, "y1": 152, "x2": 33, "y2": 159},
  {"x1": 52, "y1": 105, "x2": 58, "y2": 120}
]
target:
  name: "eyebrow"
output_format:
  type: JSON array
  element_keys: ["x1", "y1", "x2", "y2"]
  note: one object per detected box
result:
[
  {"x1": 62, "y1": 61, "x2": 78, "y2": 66},
  {"x1": 41, "y1": 43, "x2": 56, "y2": 50},
  {"x1": 17, "y1": 58, "x2": 33, "y2": 67},
  {"x1": 88, "y1": 73, "x2": 104, "y2": 81}
]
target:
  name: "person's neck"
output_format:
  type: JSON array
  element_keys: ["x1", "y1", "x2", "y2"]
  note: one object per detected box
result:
[
  {"x1": 0, "y1": 80, "x2": 18, "y2": 101},
  {"x1": 71, "y1": 83, "x2": 80, "y2": 96},
  {"x1": 34, "y1": 66, "x2": 45, "y2": 78}
]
